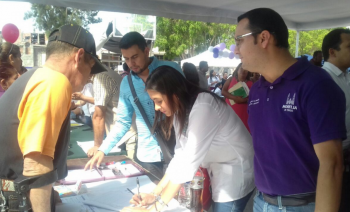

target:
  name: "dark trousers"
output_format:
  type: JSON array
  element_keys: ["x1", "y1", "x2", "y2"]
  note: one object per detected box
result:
[
  {"x1": 339, "y1": 149, "x2": 350, "y2": 212},
  {"x1": 135, "y1": 159, "x2": 166, "y2": 183}
]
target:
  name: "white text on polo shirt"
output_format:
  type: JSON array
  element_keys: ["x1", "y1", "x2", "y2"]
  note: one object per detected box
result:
[
  {"x1": 282, "y1": 93, "x2": 298, "y2": 112},
  {"x1": 249, "y1": 99, "x2": 260, "y2": 106}
]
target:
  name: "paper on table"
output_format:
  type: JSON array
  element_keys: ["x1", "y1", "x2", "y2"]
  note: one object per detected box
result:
[
  {"x1": 56, "y1": 202, "x2": 90, "y2": 212},
  {"x1": 60, "y1": 194, "x2": 95, "y2": 212},
  {"x1": 118, "y1": 164, "x2": 142, "y2": 176},
  {"x1": 77, "y1": 141, "x2": 121, "y2": 154},
  {"x1": 64, "y1": 169, "x2": 104, "y2": 184}
]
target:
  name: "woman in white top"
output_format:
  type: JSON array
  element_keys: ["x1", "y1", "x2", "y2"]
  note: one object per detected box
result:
[
  {"x1": 122, "y1": 66, "x2": 255, "y2": 212},
  {"x1": 208, "y1": 70, "x2": 220, "y2": 90}
]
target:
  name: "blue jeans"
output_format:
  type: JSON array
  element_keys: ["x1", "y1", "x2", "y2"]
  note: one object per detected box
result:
[
  {"x1": 253, "y1": 191, "x2": 315, "y2": 212},
  {"x1": 213, "y1": 189, "x2": 254, "y2": 212}
]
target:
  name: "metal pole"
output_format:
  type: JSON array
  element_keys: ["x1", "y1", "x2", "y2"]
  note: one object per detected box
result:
[{"x1": 295, "y1": 30, "x2": 300, "y2": 58}]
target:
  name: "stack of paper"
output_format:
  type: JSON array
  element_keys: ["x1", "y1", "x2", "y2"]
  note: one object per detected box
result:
[{"x1": 228, "y1": 81, "x2": 250, "y2": 105}]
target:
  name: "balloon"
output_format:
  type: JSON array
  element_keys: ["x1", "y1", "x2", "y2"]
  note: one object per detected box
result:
[
  {"x1": 213, "y1": 53, "x2": 219, "y2": 58},
  {"x1": 223, "y1": 51, "x2": 229, "y2": 57},
  {"x1": 208, "y1": 46, "x2": 214, "y2": 52},
  {"x1": 229, "y1": 52, "x2": 235, "y2": 59},
  {"x1": 219, "y1": 51, "x2": 223, "y2": 56},
  {"x1": 2, "y1": 24, "x2": 19, "y2": 43},
  {"x1": 219, "y1": 43, "x2": 226, "y2": 51},
  {"x1": 230, "y1": 44, "x2": 236, "y2": 52},
  {"x1": 213, "y1": 47, "x2": 219, "y2": 54}
]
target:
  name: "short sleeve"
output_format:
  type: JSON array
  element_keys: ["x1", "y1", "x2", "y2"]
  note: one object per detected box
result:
[
  {"x1": 94, "y1": 73, "x2": 113, "y2": 106},
  {"x1": 17, "y1": 77, "x2": 72, "y2": 158},
  {"x1": 306, "y1": 79, "x2": 347, "y2": 144}
]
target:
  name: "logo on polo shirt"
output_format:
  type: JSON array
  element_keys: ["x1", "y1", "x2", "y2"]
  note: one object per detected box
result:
[
  {"x1": 249, "y1": 99, "x2": 260, "y2": 106},
  {"x1": 282, "y1": 93, "x2": 297, "y2": 112}
]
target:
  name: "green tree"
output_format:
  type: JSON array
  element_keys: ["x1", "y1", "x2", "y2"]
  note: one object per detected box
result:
[
  {"x1": 24, "y1": 4, "x2": 102, "y2": 37},
  {"x1": 155, "y1": 17, "x2": 236, "y2": 60},
  {"x1": 288, "y1": 28, "x2": 342, "y2": 56}
]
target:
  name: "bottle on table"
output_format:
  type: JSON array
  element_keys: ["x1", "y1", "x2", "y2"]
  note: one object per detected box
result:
[{"x1": 190, "y1": 169, "x2": 204, "y2": 212}]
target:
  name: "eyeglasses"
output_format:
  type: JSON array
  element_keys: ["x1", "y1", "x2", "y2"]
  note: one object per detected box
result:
[{"x1": 234, "y1": 31, "x2": 261, "y2": 47}]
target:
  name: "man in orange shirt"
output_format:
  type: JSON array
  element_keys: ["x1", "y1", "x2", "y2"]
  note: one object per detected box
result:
[{"x1": 0, "y1": 24, "x2": 107, "y2": 212}]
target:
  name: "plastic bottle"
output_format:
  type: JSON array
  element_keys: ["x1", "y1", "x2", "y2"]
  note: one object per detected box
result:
[{"x1": 190, "y1": 168, "x2": 204, "y2": 212}]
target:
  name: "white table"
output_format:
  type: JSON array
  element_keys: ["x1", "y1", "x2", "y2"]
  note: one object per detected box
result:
[{"x1": 56, "y1": 175, "x2": 189, "y2": 212}]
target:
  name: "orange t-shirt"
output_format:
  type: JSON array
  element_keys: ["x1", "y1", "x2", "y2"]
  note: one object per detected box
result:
[{"x1": 17, "y1": 67, "x2": 72, "y2": 158}]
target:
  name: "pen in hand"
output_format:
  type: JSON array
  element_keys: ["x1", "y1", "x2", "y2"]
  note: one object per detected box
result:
[{"x1": 137, "y1": 177, "x2": 142, "y2": 201}]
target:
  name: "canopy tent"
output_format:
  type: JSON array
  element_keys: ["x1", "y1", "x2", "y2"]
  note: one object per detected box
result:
[
  {"x1": 181, "y1": 48, "x2": 241, "y2": 68},
  {"x1": 8, "y1": 0, "x2": 350, "y2": 31}
]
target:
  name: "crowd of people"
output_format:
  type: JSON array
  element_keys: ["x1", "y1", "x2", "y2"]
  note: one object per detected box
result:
[{"x1": 0, "y1": 7, "x2": 350, "y2": 212}]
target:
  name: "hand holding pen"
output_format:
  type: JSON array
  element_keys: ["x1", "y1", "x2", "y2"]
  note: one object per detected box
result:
[{"x1": 137, "y1": 177, "x2": 142, "y2": 201}]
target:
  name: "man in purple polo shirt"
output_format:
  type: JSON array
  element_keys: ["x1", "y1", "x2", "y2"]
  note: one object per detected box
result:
[{"x1": 234, "y1": 8, "x2": 346, "y2": 212}]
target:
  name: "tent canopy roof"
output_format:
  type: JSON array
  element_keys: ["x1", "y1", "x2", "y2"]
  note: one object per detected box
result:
[
  {"x1": 181, "y1": 48, "x2": 241, "y2": 68},
  {"x1": 9, "y1": 0, "x2": 350, "y2": 31}
]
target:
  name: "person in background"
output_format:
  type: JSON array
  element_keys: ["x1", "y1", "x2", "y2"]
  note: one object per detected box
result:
[
  {"x1": 0, "y1": 63, "x2": 19, "y2": 98},
  {"x1": 121, "y1": 62, "x2": 131, "y2": 78},
  {"x1": 221, "y1": 71, "x2": 228, "y2": 86},
  {"x1": 235, "y1": 8, "x2": 345, "y2": 212},
  {"x1": 222, "y1": 63, "x2": 252, "y2": 131},
  {"x1": 250, "y1": 72, "x2": 260, "y2": 83},
  {"x1": 182, "y1": 62, "x2": 199, "y2": 86},
  {"x1": 0, "y1": 42, "x2": 22, "y2": 72},
  {"x1": 85, "y1": 32, "x2": 182, "y2": 180},
  {"x1": 213, "y1": 82, "x2": 223, "y2": 96},
  {"x1": 310, "y1": 50, "x2": 323, "y2": 67},
  {"x1": 121, "y1": 66, "x2": 255, "y2": 212},
  {"x1": 19, "y1": 66, "x2": 28, "y2": 75},
  {"x1": 73, "y1": 80, "x2": 95, "y2": 128},
  {"x1": 0, "y1": 24, "x2": 106, "y2": 212},
  {"x1": 198, "y1": 61, "x2": 209, "y2": 90},
  {"x1": 321, "y1": 28, "x2": 350, "y2": 212},
  {"x1": 208, "y1": 70, "x2": 220, "y2": 90}
]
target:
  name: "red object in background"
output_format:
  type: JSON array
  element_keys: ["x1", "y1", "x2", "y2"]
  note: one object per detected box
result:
[
  {"x1": 2, "y1": 24, "x2": 19, "y2": 43},
  {"x1": 195, "y1": 168, "x2": 212, "y2": 211}
]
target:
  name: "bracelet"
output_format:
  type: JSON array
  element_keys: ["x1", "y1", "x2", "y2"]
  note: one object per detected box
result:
[{"x1": 156, "y1": 196, "x2": 168, "y2": 207}]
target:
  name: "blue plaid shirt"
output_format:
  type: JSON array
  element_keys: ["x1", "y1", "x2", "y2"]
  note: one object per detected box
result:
[{"x1": 99, "y1": 57, "x2": 182, "y2": 162}]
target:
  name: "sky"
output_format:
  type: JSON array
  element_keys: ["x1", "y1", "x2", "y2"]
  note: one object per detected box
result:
[{"x1": 0, "y1": 1, "x2": 155, "y2": 42}]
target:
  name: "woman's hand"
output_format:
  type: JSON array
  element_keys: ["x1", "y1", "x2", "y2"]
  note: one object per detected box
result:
[
  {"x1": 121, "y1": 206, "x2": 149, "y2": 212},
  {"x1": 130, "y1": 193, "x2": 156, "y2": 206}
]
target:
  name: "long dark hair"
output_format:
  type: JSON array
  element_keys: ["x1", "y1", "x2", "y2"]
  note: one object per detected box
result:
[
  {"x1": 209, "y1": 70, "x2": 214, "y2": 81},
  {"x1": 146, "y1": 66, "x2": 225, "y2": 139}
]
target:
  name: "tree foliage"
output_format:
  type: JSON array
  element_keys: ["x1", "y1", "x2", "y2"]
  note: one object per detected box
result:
[
  {"x1": 155, "y1": 16, "x2": 342, "y2": 60},
  {"x1": 288, "y1": 29, "x2": 338, "y2": 56},
  {"x1": 24, "y1": 4, "x2": 102, "y2": 37},
  {"x1": 155, "y1": 17, "x2": 236, "y2": 60}
]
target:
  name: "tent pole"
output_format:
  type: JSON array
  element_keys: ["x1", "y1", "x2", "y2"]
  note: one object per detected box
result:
[{"x1": 295, "y1": 30, "x2": 300, "y2": 58}]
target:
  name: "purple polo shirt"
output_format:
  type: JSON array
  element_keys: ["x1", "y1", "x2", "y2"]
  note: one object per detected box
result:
[{"x1": 248, "y1": 58, "x2": 346, "y2": 196}]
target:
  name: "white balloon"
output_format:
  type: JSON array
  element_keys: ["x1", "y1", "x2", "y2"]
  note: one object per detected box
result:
[
  {"x1": 223, "y1": 51, "x2": 229, "y2": 57},
  {"x1": 208, "y1": 46, "x2": 214, "y2": 52},
  {"x1": 219, "y1": 51, "x2": 223, "y2": 56}
]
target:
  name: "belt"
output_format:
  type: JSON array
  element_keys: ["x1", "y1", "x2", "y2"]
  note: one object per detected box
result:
[{"x1": 262, "y1": 192, "x2": 315, "y2": 207}]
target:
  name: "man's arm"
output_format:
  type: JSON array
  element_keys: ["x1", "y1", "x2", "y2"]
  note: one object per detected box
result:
[
  {"x1": 88, "y1": 105, "x2": 107, "y2": 157},
  {"x1": 314, "y1": 139, "x2": 343, "y2": 212},
  {"x1": 72, "y1": 92, "x2": 95, "y2": 104},
  {"x1": 23, "y1": 153, "x2": 53, "y2": 212}
]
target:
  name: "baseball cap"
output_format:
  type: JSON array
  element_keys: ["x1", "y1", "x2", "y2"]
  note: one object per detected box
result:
[{"x1": 48, "y1": 24, "x2": 107, "y2": 74}]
